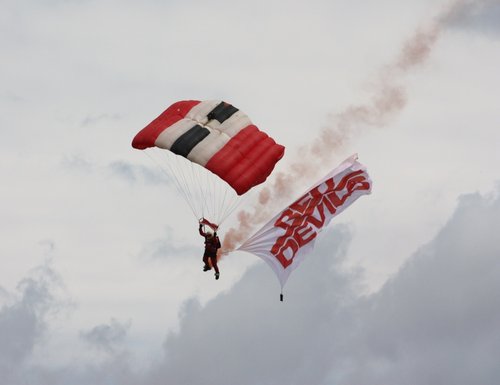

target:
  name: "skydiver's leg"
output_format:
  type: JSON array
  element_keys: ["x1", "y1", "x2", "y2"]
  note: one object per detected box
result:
[
  {"x1": 203, "y1": 253, "x2": 211, "y2": 271},
  {"x1": 210, "y1": 255, "x2": 219, "y2": 279},
  {"x1": 210, "y1": 256, "x2": 219, "y2": 274}
]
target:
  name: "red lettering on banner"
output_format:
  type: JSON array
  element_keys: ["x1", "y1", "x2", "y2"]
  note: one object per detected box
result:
[{"x1": 271, "y1": 170, "x2": 370, "y2": 268}]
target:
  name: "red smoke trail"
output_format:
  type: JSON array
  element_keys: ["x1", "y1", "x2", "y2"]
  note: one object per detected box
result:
[{"x1": 221, "y1": 0, "x2": 468, "y2": 253}]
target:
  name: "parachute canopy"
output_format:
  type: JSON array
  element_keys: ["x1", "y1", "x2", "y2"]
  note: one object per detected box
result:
[{"x1": 132, "y1": 100, "x2": 285, "y2": 195}]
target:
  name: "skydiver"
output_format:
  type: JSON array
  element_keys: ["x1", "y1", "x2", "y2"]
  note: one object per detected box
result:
[{"x1": 199, "y1": 222, "x2": 221, "y2": 280}]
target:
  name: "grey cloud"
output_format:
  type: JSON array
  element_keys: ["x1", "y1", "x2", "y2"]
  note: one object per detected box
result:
[
  {"x1": 447, "y1": 0, "x2": 500, "y2": 36},
  {"x1": 147, "y1": 226, "x2": 360, "y2": 385},
  {"x1": 108, "y1": 160, "x2": 168, "y2": 186},
  {"x1": 0, "y1": 262, "x2": 136, "y2": 385},
  {"x1": 81, "y1": 113, "x2": 121, "y2": 127},
  {"x1": 80, "y1": 318, "x2": 131, "y2": 353},
  {"x1": 61, "y1": 154, "x2": 94, "y2": 173},
  {"x1": 345, "y1": 190, "x2": 500, "y2": 385},
  {"x1": 0, "y1": 263, "x2": 66, "y2": 383},
  {"x1": 4, "y1": 190, "x2": 500, "y2": 385},
  {"x1": 139, "y1": 228, "x2": 200, "y2": 260},
  {"x1": 0, "y1": 287, "x2": 9, "y2": 303},
  {"x1": 38, "y1": 239, "x2": 56, "y2": 254},
  {"x1": 60, "y1": 155, "x2": 167, "y2": 185},
  {"x1": 0, "y1": 91, "x2": 25, "y2": 103},
  {"x1": 146, "y1": 187, "x2": 500, "y2": 385},
  {"x1": 28, "y1": 351, "x2": 137, "y2": 385}
]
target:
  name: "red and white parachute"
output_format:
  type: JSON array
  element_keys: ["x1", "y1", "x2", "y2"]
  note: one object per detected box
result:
[
  {"x1": 238, "y1": 155, "x2": 372, "y2": 299},
  {"x1": 132, "y1": 100, "x2": 285, "y2": 228}
]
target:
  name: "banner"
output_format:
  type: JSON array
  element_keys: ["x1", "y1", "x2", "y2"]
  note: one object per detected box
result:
[{"x1": 238, "y1": 154, "x2": 372, "y2": 297}]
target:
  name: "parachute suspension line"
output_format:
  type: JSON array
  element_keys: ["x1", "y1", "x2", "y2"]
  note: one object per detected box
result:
[
  {"x1": 215, "y1": 186, "x2": 254, "y2": 229},
  {"x1": 211, "y1": 170, "x2": 222, "y2": 224},
  {"x1": 217, "y1": 187, "x2": 235, "y2": 226},
  {"x1": 203, "y1": 168, "x2": 236, "y2": 227},
  {"x1": 204, "y1": 164, "x2": 215, "y2": 221},
  {"x1": 182, "y1": 157, "x2": 220, "y2": 225},
  {"x1": 164, "y1": 154, "x2": 200, "y2": 221},
  {"x1": 196, "y1": 161, "x2": 223, "y2": 225},
  {"x1": 218, "y1": 191, "x2": 247, "y2": 226},
  {"x1": 191, "y1": 160, "x2": 211, "y2": 221},
  {"x1": 199, "y1": 163, "x2": 212, "y2": 220},
  {"x1": 144, "y1": 151, "x2": 196, "y2": 216},
  {"x1": 188, "y1": 163, "x2": 210, "y2": 221},
  {"x1": 144, "y1": 150, "x2": 198, "y2": 220},
  {"x1": 213, "y1": 187, "x2": 222, "y2": 223},
  {"x1": 207, "y1": 177, "x2": 227, "y2": 226},
  {"x1": 143, "y1": 147, "x2": 256, "y2": 229},
  {"x1": 175, "y1": 154, "x2": 204, "y2": 219},
  {"x1": 181, "y1": 159, "x2": 198, "y2": 214},
  {"x1": 163, "y1": 152, "x2": 196, "y2": 214},
  {"x1": 216, "y1": 179, "x2": 230, "y2": 223}
]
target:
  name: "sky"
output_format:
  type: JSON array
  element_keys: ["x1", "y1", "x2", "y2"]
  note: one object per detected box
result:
[{"x1": 1, "y1": 0, "x2": 499, "y2": 384}]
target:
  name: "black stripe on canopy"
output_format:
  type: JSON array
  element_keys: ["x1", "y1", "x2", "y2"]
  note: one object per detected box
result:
[
  {"x1": 170, "y1": 124, "x2": 210, "y2": 158},
  {"x1": 207, "y1": 102, "x2": 239, "y2": 123}
]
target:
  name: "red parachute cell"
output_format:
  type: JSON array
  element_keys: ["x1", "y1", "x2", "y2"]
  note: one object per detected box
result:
[{"x1": 132, "y1": 100, "x2": 285, "y2": 195}]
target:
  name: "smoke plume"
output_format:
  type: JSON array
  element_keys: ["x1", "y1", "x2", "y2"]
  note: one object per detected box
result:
[{"x1": 222, "y1": 0, "x2": 472, "y2": 253}]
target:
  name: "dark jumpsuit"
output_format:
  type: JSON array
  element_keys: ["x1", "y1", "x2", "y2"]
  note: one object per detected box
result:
[{"x1": 199, "y1": 225, "x2": 221, "y2": 274}]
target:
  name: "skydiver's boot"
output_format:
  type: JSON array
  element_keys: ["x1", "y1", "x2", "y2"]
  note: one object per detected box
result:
[
  {"x1": 211, "y1": 256, "x2": 219, "y2": 280},
  {"x1": 203, "y1": 256, "x2": 211, "y2": 272}
]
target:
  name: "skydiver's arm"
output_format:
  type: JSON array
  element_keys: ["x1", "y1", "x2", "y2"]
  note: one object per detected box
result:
[{"x1": 199, "y1": 224, "x2": 207, "y2": 237}]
